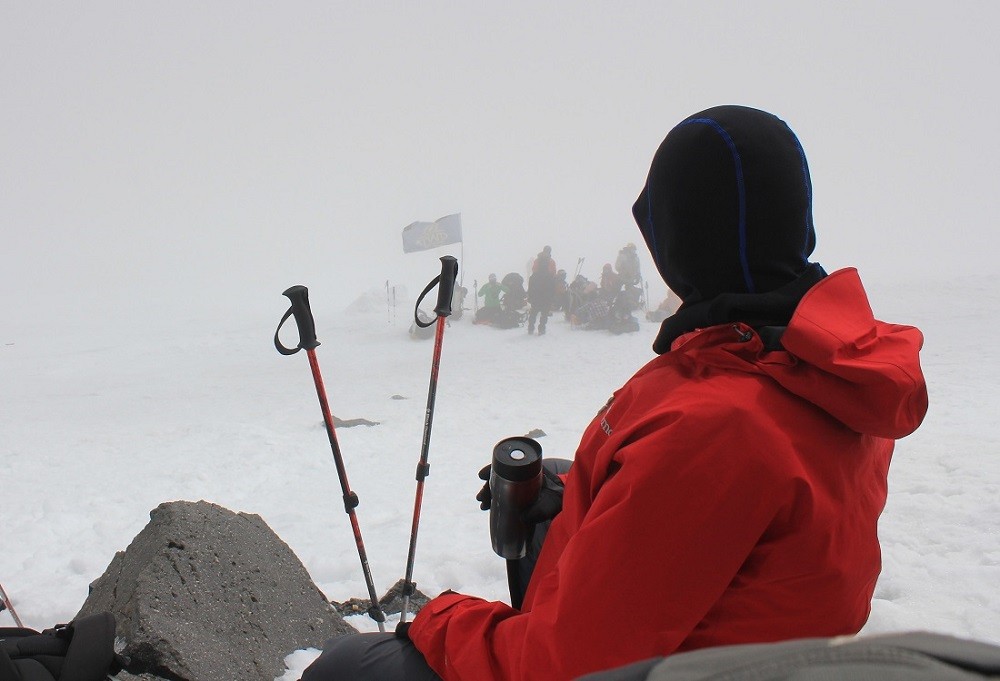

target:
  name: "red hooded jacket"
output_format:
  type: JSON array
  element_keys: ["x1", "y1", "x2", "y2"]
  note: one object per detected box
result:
[{"x1": 409, "y1": 268, "x2": 928, "y2": 680}]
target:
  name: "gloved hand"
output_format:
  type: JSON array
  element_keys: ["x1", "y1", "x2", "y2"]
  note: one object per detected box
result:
[
  {"x1": 521, "y1": 466, "x2": 565, "y2": 524},
  {"x1": 476, "y1": 464, "x2": 493, "y2": 510},
  {"x1": 475, "y1": 464, "x2": 565, "y2": 523}
]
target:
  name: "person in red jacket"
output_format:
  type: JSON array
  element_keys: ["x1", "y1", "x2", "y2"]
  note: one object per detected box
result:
[{"x1": 300, "y1": 105, "x2": 928, "y2": 681}]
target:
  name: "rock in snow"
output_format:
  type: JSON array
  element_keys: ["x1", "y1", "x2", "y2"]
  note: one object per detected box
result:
[{"x1": 77, "y1": 500, "x2": 354, "y2": 681}]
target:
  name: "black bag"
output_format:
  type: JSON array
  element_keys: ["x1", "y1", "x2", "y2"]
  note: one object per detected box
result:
[
  {"x1": 0, "y1": 612, "x2": 118, "y2": 681},
  {"x1": 576, "y1": 632, "x2": 1000, "y2": 680}
]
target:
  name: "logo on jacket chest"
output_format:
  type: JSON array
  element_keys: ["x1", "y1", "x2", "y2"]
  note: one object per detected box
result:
[{"x1": 597, "y1": 395, "x2": 614, "y2": 436}]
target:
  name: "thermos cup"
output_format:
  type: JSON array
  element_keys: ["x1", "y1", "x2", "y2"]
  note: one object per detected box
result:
[{"x1": 489, "y1": 436, "x2": 543, "y2": 559}]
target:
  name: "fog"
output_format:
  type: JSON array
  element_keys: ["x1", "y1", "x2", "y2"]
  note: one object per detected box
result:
[{"x1": 3, "y1": 2, "x2": 998, "y2": 332}]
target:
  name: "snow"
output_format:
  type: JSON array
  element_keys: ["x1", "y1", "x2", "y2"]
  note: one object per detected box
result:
[{"x1": 2, "y1": 272, "x2": 999, "y2": 681}]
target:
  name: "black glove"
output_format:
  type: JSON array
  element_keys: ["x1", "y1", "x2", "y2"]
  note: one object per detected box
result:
[
  {"x1": 475, "y1": 464, "x2": 565, "y2": 524},
  {"x1": 521, "y1": 466, "x2": 565, "y2": 525},
  {"x1": 476, "y1": 464, "x2": 493, "y2": 510},
  {"x1": 395, "y1": 621, "x2": 412, "y2": 640}
]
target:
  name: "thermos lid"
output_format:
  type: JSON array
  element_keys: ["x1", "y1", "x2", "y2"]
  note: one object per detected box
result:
[{"x1": 492, "y1": 436, "x2": 543, "y2": 481}]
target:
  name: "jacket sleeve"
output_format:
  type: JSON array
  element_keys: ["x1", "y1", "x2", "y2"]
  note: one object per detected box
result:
[{"x1": 408, "y1": 406, "x2": 791, "y2": 681}]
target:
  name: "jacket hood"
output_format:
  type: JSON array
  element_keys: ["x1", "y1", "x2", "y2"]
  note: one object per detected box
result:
[
  {"x1": 672, "y1": 269, "x2": 928, "y2": 439},
  {"x1": 767, "y1": 269, "x2": 926, "y2": 438},
  {"x1": 633, "y1": 105, "x2": 816, "y2": 306}
]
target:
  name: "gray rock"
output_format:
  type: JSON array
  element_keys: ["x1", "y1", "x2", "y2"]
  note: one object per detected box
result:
[
  {"x1": 332, "y1": 578, "x2": 430, "y2": 618},
  {"x1": 330, "y1": 416, "x2": 380, "y2": 428},
  {"x1": 79, "y1": 500, "x2": 355, "y2": 681},
  {"x1": 111, "y1": 672, "x2": 169, "y2": 681},
  {"x1": 375, "y1": 578, "x2": 431, "y2": 616}
]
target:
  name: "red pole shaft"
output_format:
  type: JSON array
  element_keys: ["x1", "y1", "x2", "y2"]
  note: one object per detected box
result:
[
  {"x1": 0, "y1": 581, "x2": 24, "y2": 627},
  {"x1": 305, "y1": 348, "x2": 386, "y2": 632},
  {"x1": 400, "y1": 315, "x2": 448, "y2": 622}
]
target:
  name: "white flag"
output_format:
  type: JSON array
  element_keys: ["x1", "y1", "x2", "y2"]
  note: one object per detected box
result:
[{"x1": 402, "y1": 213, "x2": 462, "y2": 254}]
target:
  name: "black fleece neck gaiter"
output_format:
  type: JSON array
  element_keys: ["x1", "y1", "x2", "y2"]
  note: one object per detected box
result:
[{"x1": 652, "y1": 262, "x2": 826, "y2": 353}]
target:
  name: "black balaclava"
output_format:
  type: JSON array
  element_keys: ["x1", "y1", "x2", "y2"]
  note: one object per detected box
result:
[{"x1": 633, "y1": 105, "x2": 826, "y2": 353}]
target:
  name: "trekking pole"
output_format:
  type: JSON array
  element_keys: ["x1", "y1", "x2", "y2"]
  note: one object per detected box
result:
[
  {"x1": 274, "y1": 285, "x2": 387, "y2": 633},
  {"x1": 0, "y1": 581, "x2": 24, "y2": 627},
  {"x1": 400, "y1": 255, "x2": 459, "y2": 623}
]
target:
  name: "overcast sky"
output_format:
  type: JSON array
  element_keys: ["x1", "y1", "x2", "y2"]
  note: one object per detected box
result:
[{"x1": 3, "y1": 2, "x2": 998, "y2": 329}]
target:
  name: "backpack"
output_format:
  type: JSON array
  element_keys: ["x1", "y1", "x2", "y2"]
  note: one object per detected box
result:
[
  {"x1": 0, "y1": 612, "x2": 119, "y2": 681},
  {"x1": 576, "y1": 631, "x2": 1000, "y2": 680},
  {"x1": 500, "y1": 273, "x2": 527, "y2": 313}
]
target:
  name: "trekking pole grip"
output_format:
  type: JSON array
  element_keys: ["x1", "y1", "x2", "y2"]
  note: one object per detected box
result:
[
  {"x1": 275, "y1": 285, "x2": 320, "y2": 355},
  {"x1": 434, "y1": 256, "x2": 459, "y2": 317}
]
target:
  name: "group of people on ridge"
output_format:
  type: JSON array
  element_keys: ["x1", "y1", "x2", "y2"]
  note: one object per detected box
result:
[{"x1": 472, "y1": 242, "x2": 645, "y2": 335}]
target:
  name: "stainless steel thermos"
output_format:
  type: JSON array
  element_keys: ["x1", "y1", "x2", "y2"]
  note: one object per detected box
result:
[{"x1": 489, "y1": 436, "x2": 543, "y2": 559}]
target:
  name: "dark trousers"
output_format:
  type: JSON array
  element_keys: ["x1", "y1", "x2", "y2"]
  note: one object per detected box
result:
[
  {"x1": 528, "y1": 306, "x2": 551, "y2": 332},
  {"x1": 300, "y1": 632, "x2": 441, "y2": 681},
  {"x1": 300, "y1": 459, "x2": 573, "y2": 681}
]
